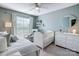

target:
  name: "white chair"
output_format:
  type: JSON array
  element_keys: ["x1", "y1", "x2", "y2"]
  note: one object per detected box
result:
[
  {"x1": 34, "y1": 31, "x2": 54, "y2": 48},
  {"x1": 34, "y1": 32, "x2": 43, "y2": 48},
  {"x1": 0, "y1": 37, "x2": 7, "y2": 52}
]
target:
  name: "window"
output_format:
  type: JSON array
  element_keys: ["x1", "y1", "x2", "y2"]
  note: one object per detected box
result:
[{"x1": 13, "y1": 15, "x2": 33, "y2": 38}]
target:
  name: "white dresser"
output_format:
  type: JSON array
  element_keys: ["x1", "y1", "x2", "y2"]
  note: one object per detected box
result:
[{"x1": 55, "y1": 32, "x2": 79, "y2": 52}]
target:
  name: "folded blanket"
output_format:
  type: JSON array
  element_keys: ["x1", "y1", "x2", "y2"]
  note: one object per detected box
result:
[
  {"x1": 0, "y1": 44, "x2": 40, "y2": 56},
  {"x1": 0, "y1": 37, "x2": 40, "y2": 56},
  {"x1": 18, "y1": 44, "x2": 40, "y2": 56}
]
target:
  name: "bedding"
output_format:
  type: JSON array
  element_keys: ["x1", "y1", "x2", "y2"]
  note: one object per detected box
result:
[{"x1": 0, "y1": 37, "x2": 40, "y2": 56}]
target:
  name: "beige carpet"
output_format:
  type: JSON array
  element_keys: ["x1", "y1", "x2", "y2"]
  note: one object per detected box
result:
[{"x1": 40, "y1": 44, "x2": 79, "y2": 56}]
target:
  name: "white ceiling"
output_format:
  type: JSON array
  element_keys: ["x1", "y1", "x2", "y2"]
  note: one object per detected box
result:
[{"x1": 0, "y1": 3, "x2": 77, "y2": 16}]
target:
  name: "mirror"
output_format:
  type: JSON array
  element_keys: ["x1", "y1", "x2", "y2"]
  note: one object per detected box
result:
[
  {"x1": 71, "y1": 19, "x2": 76, "y2": 27},
  {"x1": 64, "y1": 15, "x2": 77, "y2": 27}
]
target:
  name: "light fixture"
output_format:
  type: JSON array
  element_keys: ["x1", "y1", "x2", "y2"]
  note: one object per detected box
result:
[
  {"x1": 5, "y1": 22, "x2": 12, "y2": 33},
  {"x1": 29, "y1": 3, "x2": 48, "y2": 13},
  {"x1": 5, "y1": 22, "x2": 12, "y2": 28},
  {"x1": 72, "y1": 29, "x2": 76, "y2": 34}
]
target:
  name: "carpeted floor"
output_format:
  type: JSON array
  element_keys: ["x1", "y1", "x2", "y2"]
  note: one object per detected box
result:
[{"x1": 40, "y1": 44, "x2": 79, "y2": 56}]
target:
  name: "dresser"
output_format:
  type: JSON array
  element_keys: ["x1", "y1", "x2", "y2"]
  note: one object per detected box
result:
[{"x1": 55, "y1": 32, "x2": 79, "y2": 52}]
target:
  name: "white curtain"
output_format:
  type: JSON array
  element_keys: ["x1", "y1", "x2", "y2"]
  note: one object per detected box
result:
[{"x1": 12, "y1": 14, "x2": 33, "y2": 38}]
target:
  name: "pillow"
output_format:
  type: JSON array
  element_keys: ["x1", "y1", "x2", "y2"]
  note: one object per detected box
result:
[{"x1": 10, "y1": 35, "x2": 19, "y2": 42}]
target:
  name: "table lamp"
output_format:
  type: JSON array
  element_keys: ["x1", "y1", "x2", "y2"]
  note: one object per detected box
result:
[{"x1": 5, "y1": 22, "x2": 12, "y2": 33}]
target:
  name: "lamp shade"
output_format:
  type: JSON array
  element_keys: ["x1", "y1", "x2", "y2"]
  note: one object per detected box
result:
[
  {"x1": 72, "y1": 29, "x2": 76, "y2": 34},
  {"x1": 5, "y1": 22, "x2": 12, "y2": 27}
]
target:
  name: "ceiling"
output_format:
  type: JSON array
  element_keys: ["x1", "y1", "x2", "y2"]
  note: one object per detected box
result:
[{"x1": 0, "y1": 3, "x2": 77, "y2": 16}]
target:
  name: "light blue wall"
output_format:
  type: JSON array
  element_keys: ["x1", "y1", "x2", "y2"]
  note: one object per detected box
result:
[{"x1": 38, "y1": 4, "x2": 79, "y2": 32}]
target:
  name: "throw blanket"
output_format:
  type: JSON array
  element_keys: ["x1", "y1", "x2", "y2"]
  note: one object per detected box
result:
[
  {"x1": 18, "y1": 44, "x2": 40, "y2": 56},
  {"x1": 0, "y1": 39, "x2": 40, "y2": 56}
]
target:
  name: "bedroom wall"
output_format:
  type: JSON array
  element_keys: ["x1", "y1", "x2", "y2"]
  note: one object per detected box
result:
[
  {"x1": 38, "y1": 4, "x2": 79, "y2": 32},
  {"x1": 0, "y1": 7, "x2": 36, "y2": 34}
]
